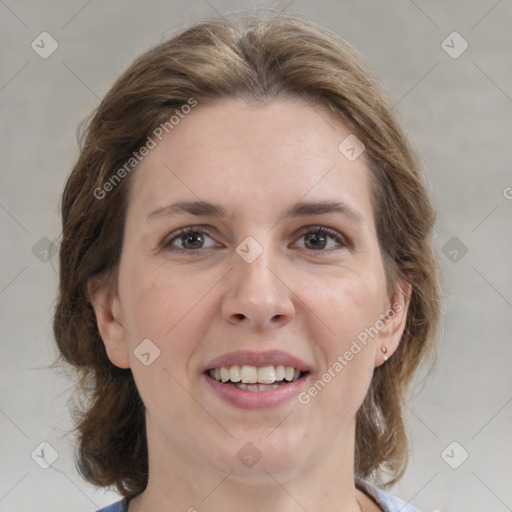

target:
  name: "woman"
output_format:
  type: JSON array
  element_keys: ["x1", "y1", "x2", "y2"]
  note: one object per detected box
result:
[{"x1": 53, "y1": 11, "x2": 441, "y2": 512}]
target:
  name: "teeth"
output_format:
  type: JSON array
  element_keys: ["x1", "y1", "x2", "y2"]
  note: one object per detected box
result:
[
  {"x1": 258, "y1": 365, "x2": 276, "y2": 384},
  {"x1": 229, "y1": 365, "x2": 241, "y2": 382},
  {"x1": 235, "y1": 383, "x2": 280, "y2": 391},
  {"x1": 240, "y1": 365, "x2": 258, "y2": 383},
  {"x1": 284, "y1": 366, "x2": 294, "y2": 381},
  {"x1": 208, "y1": 364, "x2": 303, "y2": 384},
  {"x1": 220, "y1": 367, "x2": 230, "y2": 382}
]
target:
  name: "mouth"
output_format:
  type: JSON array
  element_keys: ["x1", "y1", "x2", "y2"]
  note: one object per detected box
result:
[
  {"x1": 206, "y1": 364, "x2": 309, "y2": 392},
  {"x1": 202, "y1": 350, "x2": 312, "y2": 408}
]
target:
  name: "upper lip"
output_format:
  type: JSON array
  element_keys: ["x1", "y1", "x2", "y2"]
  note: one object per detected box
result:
[{"x1": 202, "y1": 350, "x2": 311, "y2": 373}]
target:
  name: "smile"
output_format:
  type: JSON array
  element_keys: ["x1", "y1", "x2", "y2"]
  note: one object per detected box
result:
[
  {"x1": 207, "y1": 364, "x2": 305, "y2": 391},
  {"x1": 202, "y1": 350, "x2": 311, "y2": 408},
  {"x1": 204, "y1": 368, "x2": 310, "y2": 408}
]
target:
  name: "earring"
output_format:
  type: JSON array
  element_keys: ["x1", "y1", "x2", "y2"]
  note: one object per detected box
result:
[{"x1": 381, "y1": 345, "x2": 388, "y2": 362}]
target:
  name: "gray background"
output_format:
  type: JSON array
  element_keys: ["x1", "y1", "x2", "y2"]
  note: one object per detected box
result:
[{"x1": 1, "y1": 1, "x2": 511, "y2": 511}]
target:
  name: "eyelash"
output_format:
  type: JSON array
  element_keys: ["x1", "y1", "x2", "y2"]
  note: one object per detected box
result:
[{"x1": 161, "y1": 225, "x2": 350, "y2": 254}]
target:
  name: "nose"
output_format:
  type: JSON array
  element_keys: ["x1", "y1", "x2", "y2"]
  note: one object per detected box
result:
[{"x1": 220, "y1": 243, "x2": 296, "y2": 330}]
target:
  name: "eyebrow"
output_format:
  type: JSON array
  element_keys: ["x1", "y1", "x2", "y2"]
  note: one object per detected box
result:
[{"x1": 147, "y1": 199, "x2": 365, "y2": 225}]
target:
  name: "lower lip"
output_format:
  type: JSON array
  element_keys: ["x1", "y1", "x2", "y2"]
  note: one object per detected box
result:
[{"x1": 204, "y1": 373, "x2": 310, "y2": 409}]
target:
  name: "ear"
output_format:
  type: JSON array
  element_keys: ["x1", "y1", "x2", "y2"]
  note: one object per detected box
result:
[
  {"x1": 87, "y1": 276, "x2": 131, "y2": 369},
  {"x1": 374, "y1": 278, "x2": 412, "y2": 367}
]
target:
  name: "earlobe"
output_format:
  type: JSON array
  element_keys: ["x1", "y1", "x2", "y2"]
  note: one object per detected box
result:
[
  {"x1": 87, "y1": 276, "x2": 131, "y2": 369},
  {"x1": 375, "y1": 279, "x2": 412, "y2": 367}
]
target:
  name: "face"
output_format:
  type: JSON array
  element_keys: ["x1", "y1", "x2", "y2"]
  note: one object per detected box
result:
[{"x1": 91, "y1": 97, "x2": 408, "y2": 484}]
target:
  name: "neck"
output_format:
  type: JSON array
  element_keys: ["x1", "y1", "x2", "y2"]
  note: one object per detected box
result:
[
  {"x1": 130, "y1": 477, "x2": 364, "y2": 512},
  {"x1": 128, "y1": 414, "x2": 364, "y2": 512}
]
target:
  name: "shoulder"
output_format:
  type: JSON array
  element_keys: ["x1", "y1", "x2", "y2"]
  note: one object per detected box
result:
[
  {"x1": 356, "y1": 479, "x2": 421, "y2": 512},
  {"x1": 95, "y1": 497, "x2": 129, "y2": 512}
]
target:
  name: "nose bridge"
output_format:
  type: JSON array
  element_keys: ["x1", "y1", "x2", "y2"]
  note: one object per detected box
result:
[
  {"x1": 221, "y1": 233, "x2": 295, "y2": 327},
  {"x1": 235, "y1": 235, "x2": 280, "y2": 298}
]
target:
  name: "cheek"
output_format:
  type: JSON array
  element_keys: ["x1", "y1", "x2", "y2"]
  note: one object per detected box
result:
[
  {"x1": 306, "y1": 268, "x2": 384, "y2": 403},
  {"x1": 122, "y1": 260, "x2": 207, "y2": 335},
  {"x1": 316, "y1": 268, "x2": 385, "y2": 341},
  {"x1": 119, "y1": 267, "x2": 212, "y2": 414},
  {"x1": 118, "y1": 261, "x2": 214, "y2": 376}
]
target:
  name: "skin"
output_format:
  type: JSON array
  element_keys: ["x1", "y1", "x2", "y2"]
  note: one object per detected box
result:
[{"x1": 90, "y1": 97, "x2": 410, "y2": 512}]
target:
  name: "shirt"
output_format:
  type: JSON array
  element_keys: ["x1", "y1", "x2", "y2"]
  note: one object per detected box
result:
[{"x1": 95, "y1": 480, "x2": 420, "y2": 512}]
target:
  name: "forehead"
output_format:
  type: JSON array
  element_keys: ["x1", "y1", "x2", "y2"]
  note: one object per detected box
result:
[{"x1": 126, "y1": 97, "x2": 374, "y2": 225}]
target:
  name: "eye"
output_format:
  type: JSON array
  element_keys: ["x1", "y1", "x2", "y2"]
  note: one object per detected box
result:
[
  {"x1": 162, "y1": 227, "x2": 219, "y2": 253},
  {"x1": 161, "y1": 225, "x2": 349, "y2": 254},
  {"x1": 294, "y1": 226, "x2": 348, "y2": 251}
]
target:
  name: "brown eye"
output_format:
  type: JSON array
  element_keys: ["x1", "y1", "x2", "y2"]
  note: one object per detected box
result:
[
  {"x1": 303, "y1": 232, "x2": 328, "y2": 250},
  {"x1": 178, "y1": 232, "x2": 205, "y2": 250},
  {"x1": 163, "y1": 228, "x2": 219, "y2": 253},
  {"x1": 295, "y1": 227, "x2": 348, "y2": 251}
]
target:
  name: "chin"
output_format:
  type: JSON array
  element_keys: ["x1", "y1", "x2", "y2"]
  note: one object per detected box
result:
[{"x1": 204, "y1": 426, "x2": 311, "y2": 481}]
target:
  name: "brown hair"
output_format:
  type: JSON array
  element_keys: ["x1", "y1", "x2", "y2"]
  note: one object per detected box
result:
[{"x1": 53, "y1": 11, "x2": 441, "y2": 498}]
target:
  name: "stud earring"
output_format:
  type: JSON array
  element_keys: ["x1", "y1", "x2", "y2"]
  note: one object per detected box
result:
[{"x1": 381, "y1": 345, "x2": 388, "y2": 362}]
